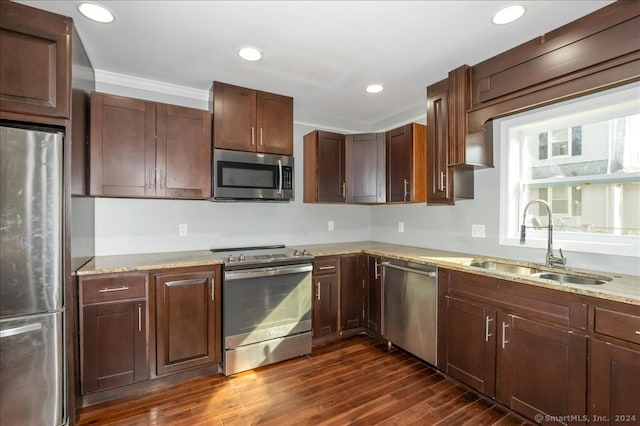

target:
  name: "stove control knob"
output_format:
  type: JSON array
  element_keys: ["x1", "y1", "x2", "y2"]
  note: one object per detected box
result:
[
  {"x1": 239, "y1": 254, "x2": 246, "y2": 262},
  {"x1": 227, "y1": 254, "x2": 235, "y2": 262},
  {"x1": 293, "y1": 250, "x2": 301, "y2": 257},
  {"x1": 301, "y1": 249, "x2": 310, "y2": 256}
]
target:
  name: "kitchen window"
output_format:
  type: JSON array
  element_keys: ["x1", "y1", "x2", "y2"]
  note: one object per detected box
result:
[{"x1": 496, "y1": 81, "x2": 640, "y2": 257}]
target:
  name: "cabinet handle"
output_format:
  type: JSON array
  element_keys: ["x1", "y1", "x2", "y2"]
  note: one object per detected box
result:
[
  {"x1": 485, "y1": 316, "x2": 493, "y2": 342},
  {"x1": 501, "y1": 322, "x2": 510, "y2": 349},
  {"x1": 158, "y1": 169, "x2": 164, "y2": 190},
  {"x1": 251, "y1": 127, "x2": 255, "y2": 146},
  {"x1": 403, "y1": 179, "x2": 409, "y2": 202},
  {"x1": 439, "y1": 171, "x2": 445, "y2": 191},
  {"x1": 137, "y1": 305, "x2": 142, "y2": 332},
  {"x1": 374, "y1": 260, "x2": 381, "y2": 279},
  {"x1": 341, "y1": 182, "x2": 346, "y2": 198},
  {"x1": 148, "y1": 168, "x2": 154, "y2": 190},
  {"x1": 260, "y1": 128, "x2": 263, "y2": 146},
  {"x1": 98, "y1": 286, "x2": 129, "y2": 293},
  {"x1": 318, "y1": 266, "x2": 335, "y2": 270},
  {"x1": 635, "y1": 330, "x2": 640, "y2": 335},
  {"x1": 211, "y1": 277, "x2": 215, "y2": 301},
  {"x1": 316, "y1": 282, "x2": 320, "y2": 300}
]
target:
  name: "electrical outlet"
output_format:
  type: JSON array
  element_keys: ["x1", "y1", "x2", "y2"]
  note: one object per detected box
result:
[
  {"x1": 328, "y1": 220, "x2": 334, "y2": 231},
  {"x1": 179, "y1": 223, "x2": 188, "y2": 237},
  {"x1": 471, "y1": 224, "x2": 486, "y2": 238},
  {"x1": 398, "y1": 222, "x2": 405, "y2": 233}
]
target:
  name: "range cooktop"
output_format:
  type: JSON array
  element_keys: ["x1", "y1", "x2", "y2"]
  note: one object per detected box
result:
[{"x1": 210, "y1": 245, "x2": 313, "y2": 270}]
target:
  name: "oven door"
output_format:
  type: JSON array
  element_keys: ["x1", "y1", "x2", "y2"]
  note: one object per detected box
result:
[{"x1": 223, "y1": 264, "x2": 312, "y2": 349}]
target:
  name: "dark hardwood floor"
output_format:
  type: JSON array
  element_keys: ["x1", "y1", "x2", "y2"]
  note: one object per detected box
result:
[{"x1": 76, "y1": 335, "x2": 532, "y2": 425}]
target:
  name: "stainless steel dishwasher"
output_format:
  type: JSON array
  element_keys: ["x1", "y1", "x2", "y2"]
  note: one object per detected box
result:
[{"x1": 382, "y1": 259, "x2": 437, "y2": 365}]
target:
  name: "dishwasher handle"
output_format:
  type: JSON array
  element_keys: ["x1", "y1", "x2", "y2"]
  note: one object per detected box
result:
[{"x1": 382, "y1": 262, "x2": 437, "y2": 277}]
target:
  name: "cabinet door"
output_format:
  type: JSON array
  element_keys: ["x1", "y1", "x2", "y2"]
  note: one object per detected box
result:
[
  {"x1": 367, "y1": 256, "x2": 383, "y2": 333},
  {"x1": 346, "y1": 133, "x2": 386, "y2": 203},
  {"x1": 497, "y1": 313, "x2": 587, "y2": 423},
  {"x1": 81, "y1": 300, "x2": 148, "y2": 393},
  {"x1": 212, "y1": 82, "x2": 256, "y2": 152},
  {"x1": 256, "y1": 90, "x2": 293, "y2": 155},
  {"x1": 312, "y1": 274, "x2": 339, "y2": 337},
  {"x1": 90, "y1": 93, "x2": 156, "y2": 197},
  {"x1": 589, "y1": 339, "x2": 640, "y2": 423},
  {"x1": 340, "y1": 255, "x2": 366, "y2": 330},
  {"x1": 443, "y1": 295, "x2": 497, "y2": 396},
  {"x1": 155, "y1": 269, "x2": 220, "y2": 375},
  {"x1": 317, "y1": 131, "x2": 346, "y2": 202},
  {"x1": 426, "y1": 78, "x2": 454, "y2": 205},
  {"x1": 156, "y1": 104, "x2": 211, "y2": 199},
  {"x1": 386, "y1": 124, "x2": 412, "y2": 202},
  {"x1": 0, "y1": 1, "x2": 70, "y2": 118}
]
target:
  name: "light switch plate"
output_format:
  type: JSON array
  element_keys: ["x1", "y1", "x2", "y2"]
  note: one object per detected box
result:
[
  {"x1": 328, "y1": 220, "x2": 335, "y2": 231},
  {"x1": 471, "y1": 224, "x2": 486, "y2": 238},
  {"x1": 398, "y1": 222, "x2": 405, "y2": 233},
  {"x1": 179, "y1": 223, "x2": 188, "y2": 236}
]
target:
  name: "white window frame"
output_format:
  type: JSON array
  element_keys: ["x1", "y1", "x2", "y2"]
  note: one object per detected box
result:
[{"x1": 497, "y1": 82, "x2": 640, "y2": 258}]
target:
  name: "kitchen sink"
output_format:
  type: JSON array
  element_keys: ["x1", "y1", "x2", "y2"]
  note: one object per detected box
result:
[
  {"x1": 533, "y1": 272, "x2": 610, "y2": 286},
  {"x1": 465, "y1": 260, "x2": 612, "y2": 286},
  {"x1": 467, "y1": 261, "x2": 541, "y2": 276}
]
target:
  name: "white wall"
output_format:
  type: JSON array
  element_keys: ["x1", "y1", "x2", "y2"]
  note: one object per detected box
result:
[{"x1": 93, "y1": 77, "x2": 639, "y2": 276}]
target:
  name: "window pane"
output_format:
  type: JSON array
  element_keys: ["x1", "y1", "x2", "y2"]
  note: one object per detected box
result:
[{"x1": 571, "y1": 126, "x2": 582, "y2": 156}]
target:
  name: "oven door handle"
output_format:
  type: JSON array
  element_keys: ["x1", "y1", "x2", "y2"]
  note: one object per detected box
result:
[{"x1": 225, "y1": 264, "x2": 313, "y2": 281}]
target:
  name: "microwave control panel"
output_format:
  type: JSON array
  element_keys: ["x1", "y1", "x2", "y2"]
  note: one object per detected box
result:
[{"x1": 281, "y1": 166, "x2": 293, "y2": 189}]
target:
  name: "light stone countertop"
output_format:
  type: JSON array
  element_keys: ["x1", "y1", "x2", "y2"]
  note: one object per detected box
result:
[{"x1": 77, "y1": 241, "x2": 640, "y2": 306}]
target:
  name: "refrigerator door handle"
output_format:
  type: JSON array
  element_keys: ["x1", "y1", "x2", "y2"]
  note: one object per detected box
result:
[{"x1": 0, "y1": 322, "x2": 42, "y2": 339}]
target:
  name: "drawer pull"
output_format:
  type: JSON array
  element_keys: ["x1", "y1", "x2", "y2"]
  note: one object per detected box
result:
[
  {"x1": 318, "y1": 266, "x2": 335, "y2": 270},
  {"x1": 98, "y1": 286, "x2": 129, "y2": 293},
  {"x1": 138, "y1": 305, "x2": 142, "y2": 332},
  {"x1": 316, "y1": 282, "x2": 321, "y2": 300}
]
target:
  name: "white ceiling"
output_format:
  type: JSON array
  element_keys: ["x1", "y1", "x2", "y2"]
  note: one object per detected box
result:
[{"x1": 19, "y1": 1, "x2": 613, "y2": 130}]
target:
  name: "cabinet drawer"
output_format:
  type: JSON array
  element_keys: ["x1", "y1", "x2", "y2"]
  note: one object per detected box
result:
[
  {"x1": 81, "y1": 273, "x2": 146, "y2": 304},
  {"x1": 313, "y1": 256, "x2": 339, "y2": 275},
  {"x1": 594, "y1": 307, "x2": 640, "y2": 345}
]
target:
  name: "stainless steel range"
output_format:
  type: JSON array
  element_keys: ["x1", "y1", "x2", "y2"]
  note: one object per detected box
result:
[{"x1": 212, "y1": 245, "x2": 313, "y2": 375}]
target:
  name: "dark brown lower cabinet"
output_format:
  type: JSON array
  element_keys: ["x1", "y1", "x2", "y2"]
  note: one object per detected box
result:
[
  {"x1": 340, "y1": 254, "x2": 368, "y2": 330},
  {"x1": 366, "y1": 256, "x2": 383, "y2": 333},
  {"x1": 440, "y1": 269, "x2": 588, "y2": 424},
  {"x1": 443, "y1": 295, "x2": 496, "y2": 396},
  {"x1": 312, "y1": 273, "x2": 339, "y2": 337},
  {"x1": 589, "y1": 338, "x2": 640, "y2": 423},
  {"x1": 81, "y1": 301, "x2": 148, "y2": 393},
  {"x1": 154, "y1": 268, "x2": 221, "y2": 375},
  {"x1": 496, "y1": 313, "x2": 587, "y2": 422}
]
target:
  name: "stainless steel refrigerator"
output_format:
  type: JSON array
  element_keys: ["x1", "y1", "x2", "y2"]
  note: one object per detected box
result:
[{"x1": 0, "y1": 124, "x2": 66, "y2": 425}]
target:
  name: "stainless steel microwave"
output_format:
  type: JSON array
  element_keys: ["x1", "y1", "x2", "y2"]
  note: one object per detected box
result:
[{"x1": 212, "y1": 149, "x2": 294, "y2": 201}]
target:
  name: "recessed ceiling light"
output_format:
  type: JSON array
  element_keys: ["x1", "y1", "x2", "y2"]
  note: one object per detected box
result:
[
  {"x1": 238, "y1": 47, "x2": 262, "y2": 62},
  {"x1": 78, "y1": 2, "x2": 114, "y2": 23},
  {"x1": 366, "y1": 84, "x2": 384, "y2": 94},
  {"x1": 492, "y1": 5, "x2": 526, "y2": 25}
]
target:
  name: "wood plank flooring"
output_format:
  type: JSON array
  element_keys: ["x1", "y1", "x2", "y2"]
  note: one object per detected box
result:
[{"x1": 76, "y1": 335, "x2": 533, "y2": 426}]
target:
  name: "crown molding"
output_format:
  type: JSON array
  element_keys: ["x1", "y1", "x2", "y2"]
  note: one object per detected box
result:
[{"x1": 94, "y1": 69, "x2": 210, "y2": 103}]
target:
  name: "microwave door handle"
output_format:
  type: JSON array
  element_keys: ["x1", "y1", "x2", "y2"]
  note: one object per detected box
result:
[{"x1": 277, "y1": 159, "x2": 283, "y2": 196}]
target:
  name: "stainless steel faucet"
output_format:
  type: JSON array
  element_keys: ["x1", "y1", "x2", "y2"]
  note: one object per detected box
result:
[{"x1": 520, "y1": 199, "x2": 567, "y2": 267}]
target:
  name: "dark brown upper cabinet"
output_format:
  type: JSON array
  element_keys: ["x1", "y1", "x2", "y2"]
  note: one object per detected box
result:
[
  {"x1": 467, "y1": 1, "x2": 639, "y2": 157},
  {"x1": 0, "y1": 1, "x2": 71, "y2": 119},
  {"x1": 304, "y1": 124, "x2": 426, "y2": 204},
  {"x1": 211, "y1": 81, "x2": 293, "y2": 156},
  {"x1": 90, "y1": 92, "x2": 211, "y2": 199},
  {"x1": 304, "y1": 130, "x2": 346, "y2": 203},
  {"x1": 346, "y1": 133, "x2": 385, "y2": 203},
  {"x1": 426, "y1": 71, "x2": 474, "y2": 205},
  {"x1": 386, "y1": 123, "x2": 426, "y2": 203}
]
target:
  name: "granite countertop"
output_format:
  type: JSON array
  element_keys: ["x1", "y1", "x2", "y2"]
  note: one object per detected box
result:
[{"x1": 77, "y1": 241, "x2": 640, "y2": 306}]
